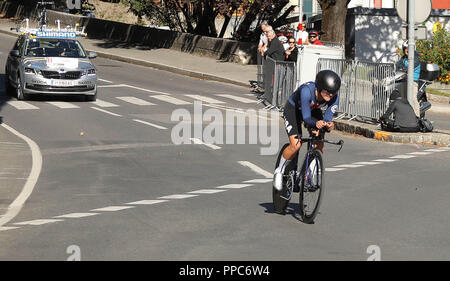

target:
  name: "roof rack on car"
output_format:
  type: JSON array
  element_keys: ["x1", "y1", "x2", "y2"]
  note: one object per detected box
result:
[{"x1": 11, "y1": 18, "x2": 87, "y2": 38}]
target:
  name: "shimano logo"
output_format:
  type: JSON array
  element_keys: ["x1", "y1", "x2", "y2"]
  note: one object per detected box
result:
[{"x1": 36, "y1": 31, "x2": 77, "y2": 38}]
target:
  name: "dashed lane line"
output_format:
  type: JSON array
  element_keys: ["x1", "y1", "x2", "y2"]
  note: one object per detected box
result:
[
  {"x1": 126, "y1": 200, "x2": 168, "y2": 205},
  {"x1": 91, "y1": 206, "x2": 135, "y2": 212},
  {"x1": 190, "y1": 138, "x2": 221, "y2": 150},
  {"x1": 237, "y1": 161, "x2": 272, "y2": 178},
  {"x1": 158, "y1": 194, "x2": 199, "y2": 200},
  {"x1": 133, "y1": 119, "x2": 168, "y2": 130},
  {"x1": 54, "y1": 213, "x2": 100, "y2": 219},
  {"x1": 14, "y1": 219, "x2": 63, "y2": 226},
  {"x1": 91, "y1": 107, "x2": 123, "y2": 117}
]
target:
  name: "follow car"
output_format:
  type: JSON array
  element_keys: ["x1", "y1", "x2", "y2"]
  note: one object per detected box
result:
[{"x1": 5, "y1": 27, "x2": 98, "y2": 101}]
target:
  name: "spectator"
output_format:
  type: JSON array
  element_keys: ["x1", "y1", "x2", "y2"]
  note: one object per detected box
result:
[
  {"x1": 258, "y1": 21, "x2": 271, "y2": 57},
  {"x1": 308, "y1": 30, "x2": 324, "y2": 46},
  {"x1": 396, "y1": 40, "x2": 421, "y2": 116},
  {"x1": 296, "y1": 22, "x2": 308, "y2": 45},
  {"x1": 285, "y1": 37, "x2": 298, "y2": 62},
  {"x1": 265, "y1": 29, "x2": 285, "y2": 61},
  {"x1": 377, "y1": 90, "x2": 419, "y2": 132},
  {"x1": 278, "y1": 36, "x2": 289, "y2": 51}
]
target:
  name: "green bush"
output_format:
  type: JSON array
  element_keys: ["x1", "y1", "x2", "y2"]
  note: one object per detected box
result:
[{"x1": 416, "y1": 24, "x2": 450, "y2": 84}]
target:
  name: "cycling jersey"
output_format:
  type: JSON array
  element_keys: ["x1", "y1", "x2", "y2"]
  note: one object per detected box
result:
[{"x1": 287, "y1": 82, "x2": 339, "y2": 127}]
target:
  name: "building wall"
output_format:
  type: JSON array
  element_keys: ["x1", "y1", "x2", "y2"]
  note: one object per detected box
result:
[{"x1": 347, "y1": 8, "x2": 450, "y2": 63}]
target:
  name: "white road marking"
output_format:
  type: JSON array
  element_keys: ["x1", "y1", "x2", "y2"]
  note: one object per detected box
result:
[
  {"x1": 126, "y1": 200, "x2": 168, "y2": 205},
  {"x1": 237, "y1": 161, "x2": 273, "y2": 178},
  {"x1": 424, "y1": 149, "x2": 445, "y2": 152},
  {"x1": 91, "y1": 206, "x2": 135, "y2": 212},
  {"x1": 116, "y1": 96, "x2": 155, "y2": 106},
  {"x1": 91, "y1": 107, "x2": 122, "y2": 117},
  {"x1": 215, "y1": 184, "x2": 253, "y2": 189},
  {"x1": 333, "y1": 164, "x2": 364, "y2": 168},
  {"x1": 243, "y1": 179, "x2": 273, "y2": 183},
  {"x1": 14, "y1": 219, "x2": 63, "y2": 226},
  {"x1": 390, "y1": 155, "x2": 417, "y2": 159},
  {"x1": 352, "y1": 162, "x2": 382, "y2": 165},
  {"x1": 325, "y1": 168, "x2": 347, "y2": 172},
  {"x1": 97, "y1": 84, "x2": 125, "y2": 88},
  {"x1": 0, "y1": 226, "x2": 20, "y2": 232},
  {"x1": 122, "y1": 84, "x2": 173, "y2": 95},
  {"x1": 7, "y1": 101, "x2": 39, "y2": 110},
  {"x1": 190, "y1": 138, "x2": 221, "y2": 150},
  {"x1": 91, "y1": 99, "x2": 119, "y2": 107},
  {"x1": 54, "y1": 213, "x2": 99, "y2": 219},
  {"x1": 373, "y1": 159, "x2": 398, "y2": 162},
  {"x1": 188, "y1": 189, "x2": 227, "y2": 194},
  {"x1": 98, "y1": 78, "x2": 113, "y2": 83},
  {"x1": 407, "y1": 152, "x2": 433, "y2": 155},
  {"x1": 46, "y1": 102, "x2": 80, "y2": 109},
  {"x1": 0, "y1": 124, "x2": 43, "y2": 229},
  {"x1": 216, "y1": 94, "x2": 256, "y2": 103},
  {"x1": 149, "y1": 95, "x2": 191, "y2": 105},
  {"x1": 158, "y1": 194, "x2": 199, "y2": 199},
  {"x1": 133, "y1": 119, "x2": 168, "y2": 130},
  {"x1": 185, "y1": 94, "x2": 225, "y2": 104}
]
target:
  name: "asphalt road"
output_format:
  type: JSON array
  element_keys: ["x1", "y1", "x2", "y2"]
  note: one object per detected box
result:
[{"x1": 0, "y1": 32, "x2": 449, "y2": 261}]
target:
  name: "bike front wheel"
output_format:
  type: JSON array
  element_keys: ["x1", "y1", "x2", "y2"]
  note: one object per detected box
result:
[{"x1": 299, "y1": 149, "x2": 324, "y2": 224}]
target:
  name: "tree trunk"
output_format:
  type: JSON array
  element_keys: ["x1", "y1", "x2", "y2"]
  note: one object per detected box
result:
[{"x1": 317, "y1": 0, "x2": 349, "y2": 45}]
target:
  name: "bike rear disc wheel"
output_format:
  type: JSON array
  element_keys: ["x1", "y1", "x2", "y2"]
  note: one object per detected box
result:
[
  {"x1": 299, "y1": 149, "x2": 324, "y2": 224},
  {"x1": 272, "y1": 143, "x2": 298, "y2": 214}
]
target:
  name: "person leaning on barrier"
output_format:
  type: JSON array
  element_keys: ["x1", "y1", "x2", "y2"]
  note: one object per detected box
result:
[
  {"x1": 258, "y1": 21, "x2": 271, "y2": 57},
  {"x1": 285, "y1": 37, "x2": 298, "y2": 62},
  {"x1": 377, "y1": 90, "x2": 419, "y2": 133},
  {"x1": 265, "y1": 29, "x2": 285, "y2": 61}
]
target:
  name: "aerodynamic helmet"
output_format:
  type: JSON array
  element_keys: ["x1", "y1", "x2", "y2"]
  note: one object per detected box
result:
[{"x1": 315, "y1": 70, "x2": 341, "y2": 95}]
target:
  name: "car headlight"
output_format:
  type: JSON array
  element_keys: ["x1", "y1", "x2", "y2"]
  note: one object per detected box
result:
[
  {"x1": 24, "y1": 67, "x2": 42, "y2": 75},
  {"x1": 82, "y1": 69, "x2": 96, "y2": 76}
]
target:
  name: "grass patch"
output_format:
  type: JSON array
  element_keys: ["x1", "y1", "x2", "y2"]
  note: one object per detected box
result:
[{"x1": 427, "y1": 88, "x2": 450, "y2": 98}]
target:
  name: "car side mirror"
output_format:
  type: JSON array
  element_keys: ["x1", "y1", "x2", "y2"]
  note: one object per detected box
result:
[
  {"x1": 88, "y1": 52, "x2": 97, "y2": 59},
  {"x1": 9, "y1": 50, "x2": 20, "y2": 57}
]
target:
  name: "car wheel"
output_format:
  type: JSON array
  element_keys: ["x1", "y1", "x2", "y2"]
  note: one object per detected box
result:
[
  {"x1": 16, "y1": 76, "x2": 25, "y2": 100},
  {"x1": 4, "y1": 71, "x2": 13, "y2": 96}
]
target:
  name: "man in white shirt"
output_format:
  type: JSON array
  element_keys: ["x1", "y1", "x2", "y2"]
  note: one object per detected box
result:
[{"x1": 258, "y1": 21, "x2": 272, "y2": 57}]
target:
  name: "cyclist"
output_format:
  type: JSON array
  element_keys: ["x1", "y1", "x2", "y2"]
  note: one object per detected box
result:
[{"x1": 273, "y1": 70, "x2": 341, "y2": 190}]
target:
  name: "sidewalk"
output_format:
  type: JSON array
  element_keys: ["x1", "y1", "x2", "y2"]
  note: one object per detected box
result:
[{"x1": 0, "y1": 18, "x2": 449, "y2": 146}]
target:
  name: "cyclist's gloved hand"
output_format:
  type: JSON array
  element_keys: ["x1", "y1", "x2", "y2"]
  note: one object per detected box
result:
[
  {"x1": 326, "y1": 122, "x2": 334, "y2": 131},
  {"x1": 315, "y1": 120, "x2": 327, "y2": 129}
]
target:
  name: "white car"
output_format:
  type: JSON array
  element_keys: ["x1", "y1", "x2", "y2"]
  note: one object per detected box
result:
[{"x1": 5, "y1": 31, "x2": 98, "y2": 101}]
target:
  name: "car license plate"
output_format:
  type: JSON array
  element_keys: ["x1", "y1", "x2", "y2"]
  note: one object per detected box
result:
[{"x1": 50, "y1": 80, "x2": 74, "y2": 87}]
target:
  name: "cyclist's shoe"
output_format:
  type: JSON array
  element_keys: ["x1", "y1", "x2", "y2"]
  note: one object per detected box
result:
[{"x1": 273, "y1": 172, "x2": 283, "y2": 191}]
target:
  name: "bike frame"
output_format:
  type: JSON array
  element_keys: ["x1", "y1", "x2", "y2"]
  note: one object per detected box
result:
[{"x1": 293, "y1": 129, "x2": 344, "y2": 190}]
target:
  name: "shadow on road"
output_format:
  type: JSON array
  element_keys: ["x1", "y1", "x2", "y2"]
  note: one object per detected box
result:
[
  {"x1": 0, "y1": 73, "x2": 12, "y2": 124},
  {"x1": 259, "y1": 202, "x2": 303, "y2": 222}
]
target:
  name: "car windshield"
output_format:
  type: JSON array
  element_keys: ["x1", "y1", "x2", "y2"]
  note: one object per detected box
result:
[{"x1": 25, "y1": 38, "x2": 87, "y2": 58}]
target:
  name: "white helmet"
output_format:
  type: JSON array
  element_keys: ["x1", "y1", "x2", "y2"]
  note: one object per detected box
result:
[{"x1": 402, "y1": 40, "x2": 408, "y2": 50}]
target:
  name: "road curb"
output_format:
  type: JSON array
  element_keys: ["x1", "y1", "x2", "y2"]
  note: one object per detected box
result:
[
  {"x1": 335, "y1": 119, "x2": 450, "y2": 146},
  {"x1": 89, "y1": 50, "x2": 251, "y2": 89}
]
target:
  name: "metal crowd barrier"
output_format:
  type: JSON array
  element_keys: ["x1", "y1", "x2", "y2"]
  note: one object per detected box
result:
[
  {"x1": 259, "y1": 56, "x2": 296, "y2": 110},
  {"x1": 316, "y1": 58, "x2": 395, "y2": 121}
]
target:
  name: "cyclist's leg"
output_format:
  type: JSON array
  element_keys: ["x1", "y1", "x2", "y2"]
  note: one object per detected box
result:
[
  {"x1": 278, "y1": 102, "x2": 302, "y2": 169},
  {"x1": 274, "y1": 103, "x2": 302, "y2": 189}
]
